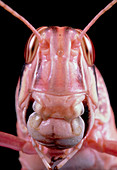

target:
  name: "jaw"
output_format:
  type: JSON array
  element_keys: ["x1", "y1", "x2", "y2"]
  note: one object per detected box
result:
[
  {"x1": 28, "y1": 116, "x2": 85, "y2": 149},
  {"x1": 26, "y1": 93, "x2": 94, "y2": 149}
]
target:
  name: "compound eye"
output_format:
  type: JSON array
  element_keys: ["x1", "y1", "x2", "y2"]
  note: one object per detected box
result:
[
  {"x1": 24, "y1": 34, "x2": 39, "y2": 64},
  {"x1": 82, "y1": 35, "x2": 95, "y2": 66}
]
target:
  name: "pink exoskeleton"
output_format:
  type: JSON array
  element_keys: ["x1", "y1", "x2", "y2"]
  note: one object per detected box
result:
[{"x1": 0, "y1": 0, "x2": 117, "y2": 169}]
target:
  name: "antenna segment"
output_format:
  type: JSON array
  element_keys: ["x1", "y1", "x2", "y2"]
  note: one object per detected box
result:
[
  {"x1": 0, "y1": 1, "x2": 42, "y2": 42},
  {"x1": 79, "y1": 0, "x2": 117, "y2": 40}
]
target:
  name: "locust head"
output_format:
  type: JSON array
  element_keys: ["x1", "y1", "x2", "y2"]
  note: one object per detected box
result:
[
  {"x1": 17, "y1": 26, "x2": 98, "y2": 149},
  {"x1": 0, "y1": 0, "x2": 116, "y2": 169},
  {"x1": 0, "y1": 0, "x2": 115, "y2": 151}
]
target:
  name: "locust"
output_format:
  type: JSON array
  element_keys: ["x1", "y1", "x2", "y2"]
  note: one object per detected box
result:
[{"x1": 0, "y1": 0, "x2": 117, "y2": 169}]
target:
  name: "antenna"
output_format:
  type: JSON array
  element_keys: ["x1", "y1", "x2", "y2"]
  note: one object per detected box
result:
[
  {"x1": 79, "y1": 0, "x2": 117, "y2": 40},
  {"x1": 0, "y1": 1, "x2": 42, "y2": 42}
]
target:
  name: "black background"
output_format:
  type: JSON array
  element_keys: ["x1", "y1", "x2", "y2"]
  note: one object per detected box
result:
[{"x1": 0, "y1": 0, "x2": 116, "y2": 169}]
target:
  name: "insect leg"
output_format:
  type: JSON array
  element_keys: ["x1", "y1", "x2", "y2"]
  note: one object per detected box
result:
[
  {"x1": 31, "y1": 138, "x2": 52, "y2": 170},
  {"x1": 84, "y1": 130, "x2": 117, "y2": 157},
  {"x1": 0, "y1": 131, "x2": 35, "y2": 154},
  {"x1": 54, "y1": 140, "x2": 83, "y2": 169},
  {"x1": 102, "y1": 139, "x2": 117, "y2": 156}
]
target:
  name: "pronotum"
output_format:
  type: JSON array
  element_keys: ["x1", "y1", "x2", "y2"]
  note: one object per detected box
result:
[{"x1": 0, "y1": 0, "x2": 117, "y2": 169}]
